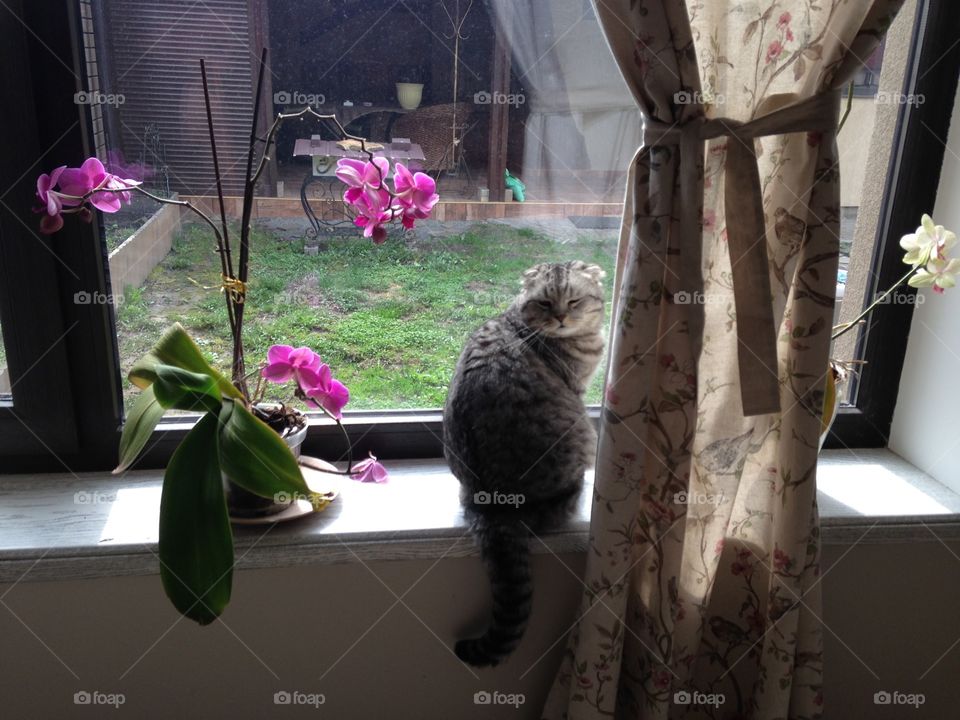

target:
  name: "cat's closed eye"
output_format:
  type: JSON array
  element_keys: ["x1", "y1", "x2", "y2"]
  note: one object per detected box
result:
[
  {"x1": 536, "y1": 300, "x2": 552, "y2": 309},
  {"x1": 568, "y1": 298, "x2": 583, "y2": 308}
]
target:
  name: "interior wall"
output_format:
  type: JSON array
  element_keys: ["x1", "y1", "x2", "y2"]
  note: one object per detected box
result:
[
  {"x1": 0, "y1": 553, "x2": 584, "y2": 719},
  {"x1": 889, "y1": 76, "x2": 960, "y2": 492},
  {"x1": 2, "y1": 540, "x2": 960, "y2": 718}
]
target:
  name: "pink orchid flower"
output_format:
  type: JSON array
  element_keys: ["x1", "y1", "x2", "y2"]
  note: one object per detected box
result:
[
  {"x1": 36, "y1": 166, "x2": 67, "y2": 215},
  {"x1": 303, "y1": 370, "x2": 350, "y2": 419},
  {"x1": 36, "y1": 166, "x2": 70, "y2": 234},
  {"x1": 350, "y1": 453, "x2": 389, "y2": 483},
  {"x1": 35, "y1": 157, "x2": 141, "y2": 234},
  {"x1": 392, "y1": 163, "x2": 439, "y2": 229},
  {"x1": 59, "y1": 157, "x2": 140, "y2": 213},
  {"x1": 348, "y1": 187, "x2": 392, "y2": 244},
  {"x1": 262, "y1": 345, "x2": 327, "y2": 390},
  {"x1": 261, "y1": 345, "x2": 351, "y2": 418},
  {"x1": 335, "y1": 157, "x2": 390, "y2": 206},
  {"x1": 392, "y1": 162, "x2": 439, "y2": 216}
]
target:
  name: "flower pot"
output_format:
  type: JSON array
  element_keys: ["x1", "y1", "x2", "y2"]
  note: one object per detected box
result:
[
  {"x1": 224, "y1": 406, "x2": 308, "y2": 519},
  {"x1": 396, "y1": 82, "x2": 424, "y2": 110}
]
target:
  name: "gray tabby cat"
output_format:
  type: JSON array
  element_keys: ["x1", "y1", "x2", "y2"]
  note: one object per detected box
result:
[{"x1": 444, "y1": 260, "x2": 606, "y2": 667}]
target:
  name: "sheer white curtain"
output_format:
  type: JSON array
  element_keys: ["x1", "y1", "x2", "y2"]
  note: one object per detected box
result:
[{"x1": 488, "y1": 0, "x2": 641, "y2": 200}]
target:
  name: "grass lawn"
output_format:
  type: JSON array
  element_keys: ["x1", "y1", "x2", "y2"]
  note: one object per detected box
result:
[{"x1": 117, "y1": 220, "x2": 618, "y2": 411}]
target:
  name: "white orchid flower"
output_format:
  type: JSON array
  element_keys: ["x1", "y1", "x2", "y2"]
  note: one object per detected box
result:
[
  {"x1": 900, "y1": 213, "x2": 956, "y2": 266},
  {"x1": 909, "y1": 256, "x2": 960, "y2": 294}
]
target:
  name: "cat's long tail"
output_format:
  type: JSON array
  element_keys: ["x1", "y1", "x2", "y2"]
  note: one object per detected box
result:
[{"x1": 455, "y1": 520, "x2": 531, "y2": 667}]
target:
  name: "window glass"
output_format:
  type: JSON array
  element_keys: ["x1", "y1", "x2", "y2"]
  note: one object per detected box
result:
[
  {"x1": 833, "y1": 38, "x2": 915, "y2": 404},
  {"x1": 82, "y1": 0, "x2": 631, "y2": 412}
]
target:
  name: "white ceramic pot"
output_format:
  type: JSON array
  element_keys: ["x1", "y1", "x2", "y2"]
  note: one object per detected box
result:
[{"x1": 396, "y1": 82, "x2": 424, "y2": 110}]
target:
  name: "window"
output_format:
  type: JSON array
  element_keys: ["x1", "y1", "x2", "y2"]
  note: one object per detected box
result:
[
  {"x1": 85, "y1": 1, "x2": 632, "y2": 414},
  {"x1": 825, "y1": 0, "x2": 960, "y2": 448},
  {"x1": 0, "y1": 0, "x2": 956, "y2": 471}
]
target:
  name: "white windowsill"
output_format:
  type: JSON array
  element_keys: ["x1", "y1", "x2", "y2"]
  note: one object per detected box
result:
[{"x1": 1, "y1": 449, "x2": 959, "y2": 584}]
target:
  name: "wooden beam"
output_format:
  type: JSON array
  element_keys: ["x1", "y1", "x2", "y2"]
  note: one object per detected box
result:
[
  {"x1": 486, "y1": 19, "x2": 510, "y2": 199},
  {"x1": 248, "y1": 0, "x2": 276, "y2": 193}
]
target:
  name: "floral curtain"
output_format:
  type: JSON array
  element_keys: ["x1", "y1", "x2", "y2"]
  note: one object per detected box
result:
[{"x1": 542, "y1": 1, "x2": 905, "y2": 718}]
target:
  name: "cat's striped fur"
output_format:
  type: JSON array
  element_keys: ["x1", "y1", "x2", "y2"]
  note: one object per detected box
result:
[{"x1": 444, "y1": 261, "x2": 606, "y2": 667}]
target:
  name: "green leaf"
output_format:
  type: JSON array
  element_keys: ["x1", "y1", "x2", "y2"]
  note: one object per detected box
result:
[
  {"x1": 153, "y1": 364, "x2": 222, "y2": 413},
  {"x1": 114, "y1": 385, "x2": 165, "y2": 473},
  {"x1": 218, "y1": 399, "x2": 310, "y2": 499},
  {"x1": 159, "y1": 413, "x2": 233, "y2": 625},
  {"x1": 129, "y1": 323, "x2": 240, "y2": 400}
]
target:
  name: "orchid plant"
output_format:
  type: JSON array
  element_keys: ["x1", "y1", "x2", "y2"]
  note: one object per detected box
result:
[
  {"x1": 822, "y1": 214, "x2": 956, "y2": 444},
  {"x1": 31, "y1": 50, "x2": 416, "y2": 624}
]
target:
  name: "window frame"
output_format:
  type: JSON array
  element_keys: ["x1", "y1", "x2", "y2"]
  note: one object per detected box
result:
[
  {"x1": 0, "y1": 0, "x2": 955, "y2": 472},
  {"x1": 0, "y1": 0, "x2": 124, "y2": 472},
  {"x1": 825, "y1": 0, "x2": 960, "y2": 449}
]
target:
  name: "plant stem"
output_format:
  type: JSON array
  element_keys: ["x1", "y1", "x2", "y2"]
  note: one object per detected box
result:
[
  {"x1": 315, "y1": 406, "x2": 355, "y2": 474},
  {"x1": 230, "y1": 49, "x2": 270, "y2": 397},
  {"x1": 831, "y1": 265, "x2": 917, "y2": 341},
  {"x1": 59, "y1": 183, "x2": 239, "y2": 339}
]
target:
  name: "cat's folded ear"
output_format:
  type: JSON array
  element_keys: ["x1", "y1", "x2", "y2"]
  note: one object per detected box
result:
[
  {"x1": 521, "y1": 263, "x2": 549, "y2": 289},
  {"x1": 571, "y1": 261, "x2": 606, "y2": 284}
]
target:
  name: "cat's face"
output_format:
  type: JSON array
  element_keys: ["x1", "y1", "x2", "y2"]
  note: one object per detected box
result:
[{"x1": 518, "y1": 261, "x2": 606, "y2": 337}]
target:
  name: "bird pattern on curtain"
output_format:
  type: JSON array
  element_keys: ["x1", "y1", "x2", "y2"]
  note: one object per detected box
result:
[{"x1": 541, "y1": 1, "x2": 905, "y2": 718}]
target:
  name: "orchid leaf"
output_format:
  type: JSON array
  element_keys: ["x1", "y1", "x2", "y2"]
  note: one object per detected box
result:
[
  {"x1": 153, "y1": 364, "x2": 222, "y2": 414},
  {"x1": 218, "y1": 399, "x2": 310, "y2": 499},
  {"x1": 114, "y1": 385, "x2": 165, "y2": 474},
  {"x1": 129, "y1": 323, "x2": 240, "y2": 400},
  {"x1": 159, "y1": 413, "x2": 233, "y2": 625}
]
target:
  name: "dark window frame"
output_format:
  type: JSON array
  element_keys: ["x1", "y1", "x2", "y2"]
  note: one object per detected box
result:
[
  {"x1": 0, "y1": 0, "x2": 955, "y2": 471},
  {"x1": 0, "y1": 0, "x2": 122, "y2": 469}
]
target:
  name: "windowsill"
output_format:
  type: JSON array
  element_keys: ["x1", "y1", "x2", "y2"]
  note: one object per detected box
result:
[{"x1": 2, "y1": 449, "x2": 959, "y2": 584}]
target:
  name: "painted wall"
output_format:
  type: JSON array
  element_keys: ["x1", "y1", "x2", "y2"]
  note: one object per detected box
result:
[{"x1": 2, "y1": 541, "x2": 960, "y2": 718}]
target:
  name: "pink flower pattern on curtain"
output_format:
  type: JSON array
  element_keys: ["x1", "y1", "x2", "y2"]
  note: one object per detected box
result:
[{"x1": 542, "y1": 1, "x2": 905, "y2": 718}]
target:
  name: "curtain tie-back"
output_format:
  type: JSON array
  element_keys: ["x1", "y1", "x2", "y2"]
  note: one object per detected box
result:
[{"x1": 642, "y1": 90, "x2": 841, "y2": 416}]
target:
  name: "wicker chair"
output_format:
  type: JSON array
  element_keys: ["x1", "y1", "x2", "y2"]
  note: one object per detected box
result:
[{"x1": 390, "y1": 102, "x2": 473, "y2": 174}]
